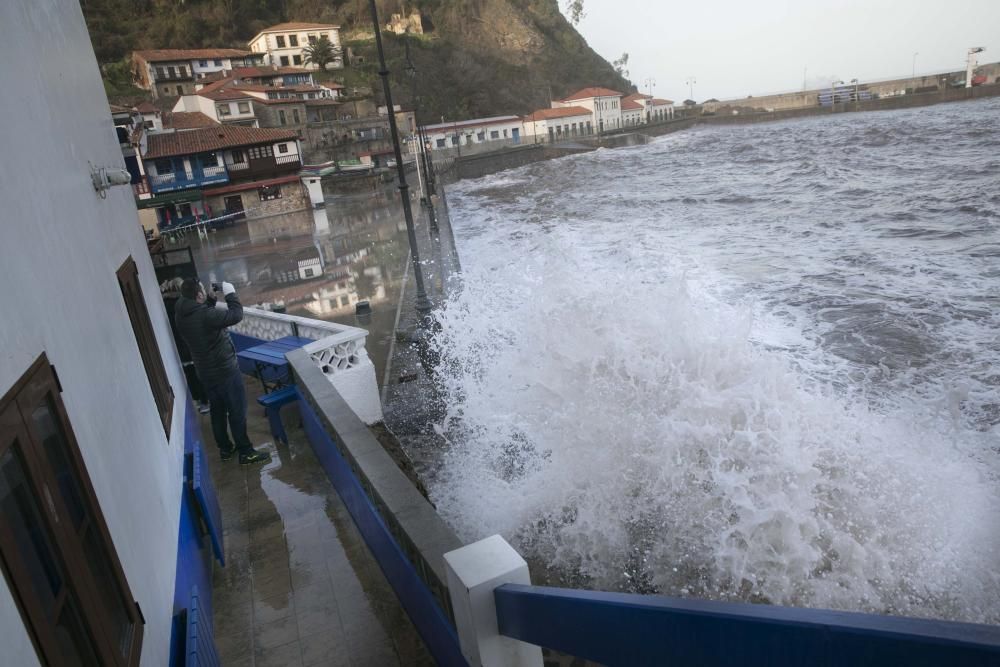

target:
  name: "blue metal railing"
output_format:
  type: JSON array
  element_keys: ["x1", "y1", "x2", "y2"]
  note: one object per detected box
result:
[{"x1": 494, "y1": 584, "x2": 1000, "y2": 666}]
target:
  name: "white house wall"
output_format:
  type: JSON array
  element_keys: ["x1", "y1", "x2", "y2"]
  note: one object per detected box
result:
[{"x1": 0, "y1": 1, "x2": 186, "y2": 665}]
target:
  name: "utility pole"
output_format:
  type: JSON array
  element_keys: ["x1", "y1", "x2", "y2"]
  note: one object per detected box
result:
[
  {"x1": 912, "y1": 52, "x2": 918, "y2": 78},
  {"x1": 368, "y1": 0, "x2": 431, "y2": 315},
  {"x1": 686, "y1": 76, "x2": 696, "y2": 102}
]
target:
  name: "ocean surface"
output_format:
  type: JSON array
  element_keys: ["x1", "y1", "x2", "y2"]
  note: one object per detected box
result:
[{"x1": 430, "y1": 98, "x2": 1000, "y2": 624}]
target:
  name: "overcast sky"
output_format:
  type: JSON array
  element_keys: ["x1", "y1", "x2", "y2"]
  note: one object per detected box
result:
[{"x1": 571, "y1": 0, "x2": 1000, "y2": 102}]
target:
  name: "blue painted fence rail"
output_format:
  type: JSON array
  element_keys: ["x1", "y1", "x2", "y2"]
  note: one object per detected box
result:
[
  {"x1": 296, "y1": 391, "x2": 468, "y2": 666},
  {"x1": 495, "y1": 584, "x2": 1000, "y2": 666}
]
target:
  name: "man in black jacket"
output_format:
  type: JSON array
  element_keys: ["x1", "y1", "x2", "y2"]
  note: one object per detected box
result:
[{"x1": 175, "y1": 278, "x2": 271, "y2": 465}]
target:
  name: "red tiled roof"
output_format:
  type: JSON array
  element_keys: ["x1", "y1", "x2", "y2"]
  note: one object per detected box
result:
[
  {"x1": 135, "y1": 101, "x2": 158, "y2": 113},
  {"x1": 559, "y1": 87, "x2": 623, "y2": 101},
  {"x1": 621, "y1": 98, "x2": 643, "y2": 110},
  {"x1": 109, "y1": 103, "x2": 132, "y2": 113},
  {"x1": 162, "y1": 111, "x2": 219, "y2": 130},
  {"x1": 202, "y1": 174, "x2": 300, "y2": 196},
  {"x1": 145, "y1": 125, "x2": 298, "y2": 158},
  {"x1": 201, "y1": 88, "x2": 255, "y2": 101},
  {"x1": 134, "y1": 49, "x2": 251, "y2": 63},
  {"x1": 624, "y1": 93, "x2": 652, "y2": 101},
  {"x1": 651, "y1": 98, "x2": 674, "y2": 105},
  {"x1": 523, "y1": 106, "x2": 592, "y2": 122},
  {"x1": 255, "y1": 22, "x2": 339, "y2": 32}
]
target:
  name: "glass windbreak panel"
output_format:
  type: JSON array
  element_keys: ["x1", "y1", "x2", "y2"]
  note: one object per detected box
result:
[
  {"x1": 83, "y1": 526, "x2": 134, "y2": 657},
  {"x1": 54, "y1": 595, "x2": 101, "y2": 666},
  {"x1": 32, "y1": 399, "x2": 86, "y2": 529},
  {"x1": 0, "y1": 446, "x2": 63, "y2": 616}
]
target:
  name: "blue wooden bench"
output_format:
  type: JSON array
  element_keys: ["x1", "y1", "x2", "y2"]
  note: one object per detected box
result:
[{"x1": 257, "y1": 386, "x2": 298, "y2": 444}]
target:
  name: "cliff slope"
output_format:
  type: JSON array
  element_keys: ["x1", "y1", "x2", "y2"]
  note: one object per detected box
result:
[{"x1": 83, "y1": 0, "x2": 631, "y2": 120}]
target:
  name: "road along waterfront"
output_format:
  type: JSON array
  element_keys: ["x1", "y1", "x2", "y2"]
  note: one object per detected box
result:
[{"x1": 427, "y1": 97, "x2": 1000, "y2": 624}]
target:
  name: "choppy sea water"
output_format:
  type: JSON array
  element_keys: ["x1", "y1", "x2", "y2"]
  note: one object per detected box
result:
[{"x1": 430, "y1": 98, "x2": 1000, "y2": 624}]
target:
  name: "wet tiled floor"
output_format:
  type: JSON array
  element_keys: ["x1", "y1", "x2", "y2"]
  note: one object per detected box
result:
[{"x1": 203, "y1": 380, "x2": 434, "y2": 666}]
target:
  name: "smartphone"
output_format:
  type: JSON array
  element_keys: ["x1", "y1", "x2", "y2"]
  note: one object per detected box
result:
[{"x1": 211, "y1": 282, "x2": 222, "y2": 292}]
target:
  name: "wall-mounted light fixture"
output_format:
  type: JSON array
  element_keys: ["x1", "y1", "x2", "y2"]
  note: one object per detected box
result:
[{"x1": 90, "y1": 163, "x2": 132, "y2": 198}]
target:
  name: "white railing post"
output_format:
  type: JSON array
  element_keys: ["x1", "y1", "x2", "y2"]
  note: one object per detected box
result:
[{"x1": 443, "y1": 535, "x2": 543, "y2": 667}]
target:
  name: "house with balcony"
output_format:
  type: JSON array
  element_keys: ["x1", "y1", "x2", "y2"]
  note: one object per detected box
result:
[
  {"x1": 132, "y1": 49, "x2": 264, "y2": 99},
  {"x1": 173, "y1": 80, "x2": 260, "y2": 127},
  {"x1": 229, "y1": 65, "x2": 315, "y2": 87},
  {"x1": 138, "y1": 125, "x2": 302, "y2": 229},
  {"x1": 248, "y1": 22, "x2": 343, "y2": 69}
]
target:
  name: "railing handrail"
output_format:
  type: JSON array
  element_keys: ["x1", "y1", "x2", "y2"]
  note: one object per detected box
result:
[
  {"x1": 493, "y1": 583, "x2": 1000, "y2": 666},
  {"x1": 242, "y1": 306, "x2": 366, "y2": 341}
]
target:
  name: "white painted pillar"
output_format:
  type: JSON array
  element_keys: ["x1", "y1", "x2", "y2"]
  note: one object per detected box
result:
[
  {"x1": 443, "y1": 535, "x2": 543, "y2": 667},
  {"x1": 302, "y1": 176, "x2": 324, "y2": 207}
]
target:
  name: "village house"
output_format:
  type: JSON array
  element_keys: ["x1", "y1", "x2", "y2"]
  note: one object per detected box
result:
[
  {"x1": 552, "y1": 86, "x2": 625, "y2": 133},
  {"x1": 248, "y1": 22, "x2": 343, "y2": 69},
  {"x1": 131, "y1": 48, "x2": 264, "y2": 99},
  {"x1": 419, "y1": 115, "x2": 524, "y2": 151},
  {"x1": 521, "y1": 106, "x2": 594, "y2": 142},
  {"x1": 137, "y1": 125, "x2": 305, "y2": 230}
]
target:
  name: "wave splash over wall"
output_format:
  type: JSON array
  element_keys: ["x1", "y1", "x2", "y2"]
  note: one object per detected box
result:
[{"x1": 429, "y1": 101, "x2": 1000, "y2": 625}]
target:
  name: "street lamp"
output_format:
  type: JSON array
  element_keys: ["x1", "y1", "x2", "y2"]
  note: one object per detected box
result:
[
  {"x1": 831, "y1": 79, "x2": 844, "y2": 108},
  {"x1": 912, "y1": 52, "x2": 918, "y2": 78},
  {"x1": 368, "y1": 0, "x2": 431, "y2": 315},
  {"x1": 686, "y1": 76, "x2": 696, "y2": 102},
  {"x1": 643, "y1": 77, "x2": 655, "y2": 122},
  {"x1": 850, "y1": 78, "x2": 859, "y2": 105}
]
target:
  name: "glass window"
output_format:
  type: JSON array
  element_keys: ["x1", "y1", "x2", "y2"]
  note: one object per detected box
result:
[
  {"x1": 278, "y1": 143, "x2": 289, "y2": 154},
  {"x1": 0, "y1": 357, "x2": 144, "y2": 666},
  {"x1": 276, "y1": 35, "x2": 286, "y2": 48},
  {"x1": 292, "y1": 109, "x2": 300, "y2": 124},
  {"x1": 167, "y1": 66, "x2": 176, "y2": 78},
  {"x1": 154, "y1": 159, "x2": 173, "y2": 174},
  {"x1": 490, "y1": 130, "x2": 499, "y2": 139},
  {"x1": 308, "y1": 34, "x2": 317, "y2": 44},
  {"x1": 289, "y1": 34, "x2": 299, "y2": 47},
  {"x1": 238, "y1": 101, "x2": 250, "y2": 113},
  {"x1": 340, "y1": 295, "x2": 350, "y2": 307},
  {"x1": 436, "y1": 138, "x2": 445, "y2": 148},
  {"x1": 199, "y1": 60, "x2": 207, "y2": 67},
  {"x1": 214, "y1": 59, "x2": 222, "y2": 66},
  {"x1": 278, "y1": 110, "x2": 287, "y2": 125},
  {"x1": 292, "y1": 55, "x2": 302, "y2": 66},
  {"x1": 280, "y1": 56, "x2": 290, "y2": 67},
  {"x1": 217, "y1": 104, "x2": 231, "y2": 116},
  {"x1": 156, "y1": 67, "x2": 166, "y2": 79}
]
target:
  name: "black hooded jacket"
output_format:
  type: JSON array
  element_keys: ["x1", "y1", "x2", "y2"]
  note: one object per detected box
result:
[{"x1": 174, "y1": 293, "x2": 244, "y2": 388}]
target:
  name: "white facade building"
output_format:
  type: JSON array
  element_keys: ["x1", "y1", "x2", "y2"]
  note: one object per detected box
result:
[
  {"x1": 1, "y1": 1, "x2": 214, "y2": 665},
  {"x1": 132, "y1": 48, "x2": 263, "y2": 99},
  {"x1": 173, "y1": 86, "x2": 259, "y2": 126},
  {"x1": 248, "y1": 22, "x2": 343, "y2": 70},
  {"x1": 522, "y1": 106, "x2": 594, "y2": 142},
  {"x1": 553, "y1": 86, "x2": 624, "y2": 133},
  {"x1": 420, "y1": 115, "x2": 524, "y2": 150}
]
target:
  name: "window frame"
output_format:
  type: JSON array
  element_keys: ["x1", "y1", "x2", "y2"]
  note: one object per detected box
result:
[
  {"x1": 116, "y1": 256, "x2": 174, "y2": 437},
  {"x1": 0, "y1": 354, "x2": 145, "y2": 666}
]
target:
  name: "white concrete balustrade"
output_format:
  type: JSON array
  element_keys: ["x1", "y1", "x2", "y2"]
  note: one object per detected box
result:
[{"x1": 233, "y1": 306, "x2": 384, "y2": 424}]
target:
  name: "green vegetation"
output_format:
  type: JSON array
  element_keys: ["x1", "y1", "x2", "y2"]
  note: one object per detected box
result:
[
  {"x1": 302, "y1": 36, "x2": 342, "y2": 71},
  {"x1": 81, "y1": 0, "x2": 630, "y2": 120}
]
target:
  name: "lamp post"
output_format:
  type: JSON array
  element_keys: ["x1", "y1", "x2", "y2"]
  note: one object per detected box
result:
[
  {"x1": 850, "y1": 78, "x2": 859, "y2": 108},
  {"x1": 831, "y1": 79, "x2": 844, "y2": 109},
  {"x1": 643, "y1": 77, "x2": 655, "y2": 122},
  {"x1": 912, "y1": 52, "x2": 918, "y2": 78},
  {"x1": 369, "y1": 0, "x2": 431, "y2": 315},
  {"x1": 686, "y1": 76, "x2": 696, "y2": 102}
]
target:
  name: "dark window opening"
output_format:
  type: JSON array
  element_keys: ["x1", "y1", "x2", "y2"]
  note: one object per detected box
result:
[
  {"x1": 0, "y1": 355, "x2": 144, "y2": 666},
  {"x1": 259, "y1": 185, "x2": 282, "y2": 201},
  {"x1": 116, "y1": 256, "x2": 174, "y2": 436},
  {"x1": 276, "y1": 35, "x2": 286, "y2": 48},
  {"x1": 289, "y1": 34, "x2": 299, "y2": 47}
]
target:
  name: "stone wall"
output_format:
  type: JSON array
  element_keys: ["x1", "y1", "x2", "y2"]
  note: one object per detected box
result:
[{"x1": 203, "y1": 179, "x2": 309, "y2": 227}]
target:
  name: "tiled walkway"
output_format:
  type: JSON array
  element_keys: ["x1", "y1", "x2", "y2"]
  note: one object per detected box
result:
[{"x1": 203, "y1": 383, "x2": 434, "y2": 666}]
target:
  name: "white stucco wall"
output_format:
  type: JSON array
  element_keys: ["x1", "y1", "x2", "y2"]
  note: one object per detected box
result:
[{"x1": 0, "y1": 1, "x2": 186, "y2": 665}]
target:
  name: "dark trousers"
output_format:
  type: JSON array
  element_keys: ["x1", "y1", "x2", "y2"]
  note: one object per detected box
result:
[
  {"x1": 182, "y1": 362, "x2": 207, "y2": 403},
  {"x1": 204, "y1": 370, "x2": 254, "y2": 454}
]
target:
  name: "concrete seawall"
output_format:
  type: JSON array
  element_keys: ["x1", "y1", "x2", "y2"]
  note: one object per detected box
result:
[{"x1": 433, "y1": 83, "x2": 1000, "y2": 183}]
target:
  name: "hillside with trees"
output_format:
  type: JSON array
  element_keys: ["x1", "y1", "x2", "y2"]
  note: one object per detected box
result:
[{"x1": 82, "y1": 0, "x2": 631, "y2": 121}]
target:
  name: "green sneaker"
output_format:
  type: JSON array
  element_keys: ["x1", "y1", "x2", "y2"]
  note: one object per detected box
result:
[{"x1": 239, "y1": 449, "x2": 272, "y2": 465}]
